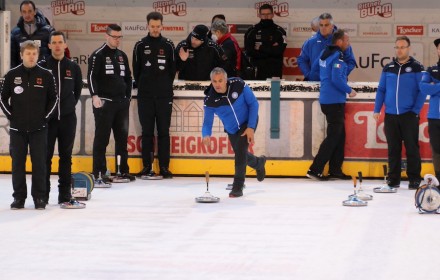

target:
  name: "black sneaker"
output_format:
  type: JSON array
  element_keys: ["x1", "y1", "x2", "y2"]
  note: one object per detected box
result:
[
  {"x1": 11, "y1": 199, "x2": 25, "y2": 210},
  {"x1": 256, "y1": 156, "x2": 266, "y2": 182},
  {"x1": 121, "y1": 173, "x2": 136, "y2": 181},
  {"x1": 136, "y1": 166, "x2": 151, "y2": 178},
  {"x1": 386, "y1": 179, "x2": 400, "y2": 188},
  {"x1": 328, "y1": 172, "x2": 351, "y2": 180},
  {"x1": 229, "y1": 186, "x2": 243, "y2": 197},
  {"x1": 34, "y1": 199, "x2": 46, "y2": 210},
  {"x1": 306, "y1": 169, "x2": 328, "y2": 181},
  {"x1": 408, "y1": 180, "x2": 421, "y2": 190},
  {"x1": 160, "y1": 167, "x2": 173, "y2": 179}
]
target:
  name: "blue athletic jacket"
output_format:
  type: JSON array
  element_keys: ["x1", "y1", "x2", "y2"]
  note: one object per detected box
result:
[
  {"x1": 202, "y1": 78, "x2": 258, "y2": 136},
  {"x1": 374, "y1": 57, "x2": 425, "y2": 115},
  {"x1": 297, "y1": 26, "x2": 356, "y2": 81},
  {"x1": 420, "y1": 62, "x2": 440, "y2": 119},
  {"x1": 318, "y1": 45, "x2": 351, "y2": 104}
]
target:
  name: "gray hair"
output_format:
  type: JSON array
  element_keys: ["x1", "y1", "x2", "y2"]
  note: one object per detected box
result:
[
  {"x1": 210, "y1": 67, "x2": 228, "y2": 80},
  {"x1": 210, "y1": 19, "x2": 228, "y2": 35},
  {"x1": 319, "y1": 12, "x2": 334, "y2": 25}
]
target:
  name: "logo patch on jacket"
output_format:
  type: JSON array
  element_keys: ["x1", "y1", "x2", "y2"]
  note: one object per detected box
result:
[
  {"x1": 159, "y1": 49, "x2": 164, "y2": 55},
  {"x1": 405, "y1": 67, "x2": 412, "y2": 72},
  {"x1": 232, "y1": 92, "x2": 239, "y2": 99},
  {"x1": 66, "y1": 70, "x2": 71, "y2": 77},
  {"x1": 36, "y1": 78, "x2": 42, "y2": 85},
  {"x1": 119, "y1": 56, "x2": 124, "y2": 62},
  {"x1": 333, "y1": 63, "x2": 341, "y2": 69},
  {"x1": 14, "y1": 77, "x2": 22, "y2": 85}
]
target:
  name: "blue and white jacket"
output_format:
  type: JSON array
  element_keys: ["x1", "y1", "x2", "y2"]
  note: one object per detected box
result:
[
  {"x1": 297, "y1": 26, "x2": 356, "y2": 81},
  {"x1": 374, "y1": 57, "x2": 424, "y2": 115},
  {"x1": 202, "y1": 78, "x2": 258, "y2": 136},
  {"x1": 318, "y1": 45, "x2": 351, "y2": 104},
  {"x1": 420, "y1": 61, "x2": 440, "y2": 119}
]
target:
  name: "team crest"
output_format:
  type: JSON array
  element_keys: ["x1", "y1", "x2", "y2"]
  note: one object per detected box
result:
[
  {"x1": 232, "y1": 92, "x2": 239, "y2": 99},
  {"x1": 66, "y1": 70, "x2": 71, "y2": 77},
  {"x1": 159, "y1": 49, "x2": 164, "y2": 55},
  {"x1": 36, "y1": 78, "x2": 43, "y2": 85},
  {"x1": 119, "y1": 56, "x2": 124, "y2": 62},
  {"x1": 405, "y1": 67, "x2": 412, "y2": 72}
]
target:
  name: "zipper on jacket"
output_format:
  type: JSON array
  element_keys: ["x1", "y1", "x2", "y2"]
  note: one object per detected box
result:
[
  {"x1": 395, "y1": 63, "x2": 402, "y2": 115},
  {"x1": 224, "y1": 87, "x2": 240, "y2": 131},
  {"x1": 57, "y1": 60, "x2": 61, "y2": 120}
]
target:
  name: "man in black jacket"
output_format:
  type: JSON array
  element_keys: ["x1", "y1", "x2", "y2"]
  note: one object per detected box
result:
[
  {"x1": 11, "y1": 1, "x2": 54, "y2": 68},
  {"x1": 38, "y1": 31, "x2": 83, "y2": 204},
  {"x1": 211, "y1": 19, "x2": 241, "y2": 78},
  {"x1": 244, "y1": 4, "x2": 287, "y2": 80},
  {"x1": 133, "y1": 12, "x2": 176, "y2": 179},
  {"x1": 0, "y1": 40, "x2": 58, "y2": 210},
  {"x1": 87, "y1": 24, "x2": 135, "y2": 183},
  {"x1": 176, "y1": 24, "x2": 225, "y2": 80}
]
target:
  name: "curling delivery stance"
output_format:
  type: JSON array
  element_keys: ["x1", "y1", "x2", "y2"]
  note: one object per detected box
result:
[{"x1": 202, "y1": 67, "x2": 266, "y2": 198}]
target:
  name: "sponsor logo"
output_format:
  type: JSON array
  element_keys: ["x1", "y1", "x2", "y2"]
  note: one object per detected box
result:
[
  {"x1": 428, "y1": 24, "x2": 440, "y2": 37},
  {"x1": 90, "y1": 23, "x2": 112, "y2": 33},
  {"x1": 282, "y1": 48, "x2": 302, "y2": 76},
  {"x1": 14, "y1": 86, "x2": 24, "y2": 94},
  {"x1": 255, "y1": 1, "x2": 289, "y2": 17},
  {"x1": 396, "y1": 25, "x2": 424, "y2": 36},
  {"x1": 51, "y1": 0, "x2": 85, "y2": 16},
  {"x1": 359, "y1": 24, "x2": 391, "y2": 37},
  {"x1": 14, "y1": 77, "x2": 22, "y2": 85},
  {"x1": 358, "y1": 1, "x2": 392, "y2": 18},
  {"x1": 153, "y1": 0, "x2": 187, "y2": 16}
]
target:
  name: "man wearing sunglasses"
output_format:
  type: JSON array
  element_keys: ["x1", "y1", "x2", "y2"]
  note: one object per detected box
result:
[{"x1": 87, "y1": 24, "x2": 135, "y2": 184}]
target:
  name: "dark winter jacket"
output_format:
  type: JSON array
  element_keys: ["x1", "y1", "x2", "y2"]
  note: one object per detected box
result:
[
  {"x1": 0, "y1": 64, "x2": 58, "y2": 132},
  {"x1": 175, "y1": 35, "x2": 225, "y2": 81},
  {"x1": 39, "y1": 56, "x2": 83, "y2": 118},
  {"x1": 87, "y1": 43, "x2": 132, "y2": 101},
  {"x1": 132, "y1": 34, "x2": 176, "y2": 98},
  {"x1": 11, "y1": 11, "x2": 54, "y2": 68},
  {"x1": 420, "y1": 61, "x2": 440, "y2": 119}
]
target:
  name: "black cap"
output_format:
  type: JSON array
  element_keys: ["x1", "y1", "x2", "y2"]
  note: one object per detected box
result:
[
  {"x1": 191, "y1": 25, "x2": 209, "y2": 42},
  {"x1": 435, "y1": 38, "x2": 440, "y2": 47}
]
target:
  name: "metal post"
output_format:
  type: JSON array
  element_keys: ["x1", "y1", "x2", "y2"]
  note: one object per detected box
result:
[
  {"x1": 270, "y1": 78, "x2": 281, "y2": 139},
  {"x1": 0, "y1": 11, "x2": 11, "y2": 77}
]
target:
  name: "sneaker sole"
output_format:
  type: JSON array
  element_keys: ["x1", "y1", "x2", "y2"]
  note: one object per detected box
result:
[{"x1": 306, "y1": 174, "x2": 327, "y2": 181}]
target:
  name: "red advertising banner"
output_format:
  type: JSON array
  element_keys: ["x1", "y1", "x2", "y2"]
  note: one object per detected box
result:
[{"x1": 345, "y1": 102, "x2": 431, "y2": 159}]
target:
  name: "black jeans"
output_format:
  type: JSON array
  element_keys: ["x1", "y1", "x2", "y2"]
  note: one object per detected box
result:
[
  {"x1": 384, "y1": 112, "x2": 421, "y2": 184},
  {"x1": 93, "y1": 100, "x2": 130, "y2": 177},
  {"x1": 10, "y1": 128, "x2": 48, "y2": 201},
  {"x1": 310, "y1": 103, "x2": 346, "y2": 174},
  {"x1": 46, "y1": 112, "x2": 77, "y2": 202},
  {"x1": 228, "y1": 124, "x2": 262, "y2": 188},
  {"x1": 428, "y1": 118, "x2": 440, "y2": 180},
  {"x1": 137, "y1": 97, "x2": 173, "y2": 168}
]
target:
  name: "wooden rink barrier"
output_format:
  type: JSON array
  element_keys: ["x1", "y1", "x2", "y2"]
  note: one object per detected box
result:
[{"x1": 0, "y1": 80, "x2": 435, "y2": 178}]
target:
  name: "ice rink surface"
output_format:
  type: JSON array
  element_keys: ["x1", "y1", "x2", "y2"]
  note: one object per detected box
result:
[{"x1": 1, "y1": 174, "x2": 440, "y2": 280}]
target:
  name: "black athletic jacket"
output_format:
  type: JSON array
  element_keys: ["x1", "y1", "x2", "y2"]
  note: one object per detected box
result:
[
  {"x1": 175, "y1": 35, "x2": 225, "y2": 81},
  {"x1": 0, "y1": 64, "x2": 58, "y2": 132},
  {"x1": 39, "y1": 56, "x2": 83, "y2": 118},
  {"x1": 87, "y1": 43, "x2": 132, "y2": 101},
  {"x1": 132, "y1": 34, "x2": 176, "y2": 98}
]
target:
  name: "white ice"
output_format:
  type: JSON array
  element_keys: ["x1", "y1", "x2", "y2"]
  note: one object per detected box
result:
[{"x1": 1, "y1": 175, "x2": 439, "y2": 280}]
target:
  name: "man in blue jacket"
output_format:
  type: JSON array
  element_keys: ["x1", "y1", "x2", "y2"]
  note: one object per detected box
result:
[
  {"x1": 307, "y1": 29, "x2": 357, "y2": 181},
  {"x1": 374, "y1": 36, "x2": 425, "y2": 190},
  {"x1": 419, "y1": 38, "x2": 440, "y2": 182},
  {"x1": 298, "y1": 13, "x2": 356, "y2": 81},
  {"x1": 202, "y1": 67, "x2": 266, "y2": 197}
]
